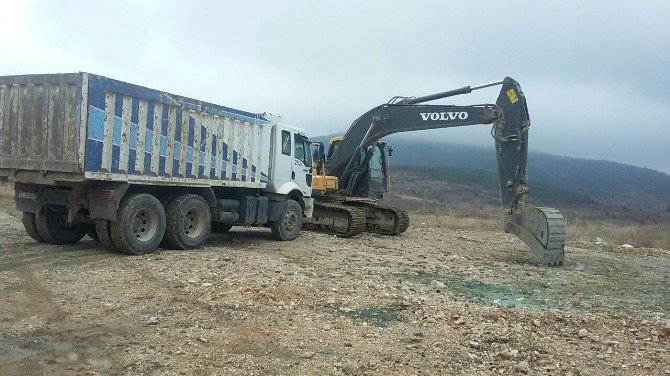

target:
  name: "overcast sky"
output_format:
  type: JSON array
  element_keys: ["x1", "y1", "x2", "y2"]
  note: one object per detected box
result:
[{"x1": 1, "y1": 0, "x2": 668, "y2": 172}]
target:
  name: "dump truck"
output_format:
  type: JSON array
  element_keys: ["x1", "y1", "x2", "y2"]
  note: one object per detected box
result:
[{"x1": 0, "y1": 73, "x2": 314, "y2": 254}]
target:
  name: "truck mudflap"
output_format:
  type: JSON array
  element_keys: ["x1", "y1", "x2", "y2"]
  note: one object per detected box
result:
[{"x1": 505, "y1": 206, "x2": 566, "y2": 266}]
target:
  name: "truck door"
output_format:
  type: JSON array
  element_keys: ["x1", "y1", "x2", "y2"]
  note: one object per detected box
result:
[{"x1": 292, "y1": 134, "x2": 313, "y2": 196}]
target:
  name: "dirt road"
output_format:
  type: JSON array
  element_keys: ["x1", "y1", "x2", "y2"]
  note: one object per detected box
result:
[{"x1": 0, "y1": 212, "x2": 668, "y2": 375}]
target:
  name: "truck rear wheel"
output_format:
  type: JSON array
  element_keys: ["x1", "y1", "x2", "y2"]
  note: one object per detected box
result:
[
  {"x1": 22, "y1": 212, "x2": 45, "y2": 243},
  {"x1": 159, "y1": 194, "x2": 179, "y2": 248},
  {"x1": 164, "y1": 194, "x2": 211, "y2": 250},
  {"x1": 111, "y1": 193, "x2": 166, "y2": 255},
  {"x1": 211, "y1": 223, "x2": 233, "y2": 233},
  {"x1": 86, "y1": 224, "x2": 99, "y2": 241},
  {"x1": 35, "y1": 208, "x2": 87, "y2": 245},
  {"x1": 270, "y1": 199, "x2": 302, "y2": 241},
  {"x1": 95, "y1": 220, "x2": 121, "y2": 253}
]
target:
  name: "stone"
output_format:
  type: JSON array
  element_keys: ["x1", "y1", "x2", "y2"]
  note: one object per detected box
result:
[
  {"x1": 430, "y1": 280, "x2": 447, "y2": 289},
  {"x1": 146, "y1": 316, "x2": 159, "y2": 325},
  {"x1": 578, "y1": 329, "x2": 589, "y2": 337},
  {"x1": 514, "y1": 360, "x2": 529, "y2": 373}
]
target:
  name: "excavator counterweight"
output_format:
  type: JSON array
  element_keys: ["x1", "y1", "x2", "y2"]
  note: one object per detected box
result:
[{"x1": 307, "y1": 77, "x2": 566, "y2": 265}]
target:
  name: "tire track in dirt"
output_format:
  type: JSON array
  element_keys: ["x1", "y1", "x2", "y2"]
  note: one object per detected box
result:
[{"x1": 0, "y1": 223, "x2": 130, "y2": 375}]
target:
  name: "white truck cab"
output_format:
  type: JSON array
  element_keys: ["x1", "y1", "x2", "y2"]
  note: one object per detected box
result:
[{"x1": 267, "y1": 123, "x2": 314, "y2": 216}]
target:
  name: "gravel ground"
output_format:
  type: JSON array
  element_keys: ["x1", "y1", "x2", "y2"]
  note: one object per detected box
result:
[{"x1": 0, "y1": 212, "x2": 668, "y2": 375}]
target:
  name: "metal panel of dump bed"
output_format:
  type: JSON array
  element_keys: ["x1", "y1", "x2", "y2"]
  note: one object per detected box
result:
[
  {"x1": 0, "y1": 73, "x2": 84, "y2": 173},
  {"x1": 0, "y1": 73, "x2": 271, "y2": 188}
]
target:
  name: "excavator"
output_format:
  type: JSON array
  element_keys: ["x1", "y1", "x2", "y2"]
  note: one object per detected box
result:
[{"x1": 305, "y1": 77, "x2": 566, "y2": 265}]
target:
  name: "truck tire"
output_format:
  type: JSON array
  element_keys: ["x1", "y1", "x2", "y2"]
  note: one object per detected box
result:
[
  {"x1": 270, "y1": 199, "x2": 302, "y2": 241},
  {"x1": 211, "y1": 222, "x2": 233, "y2": 233},
  {"x1": 95, "y1": 220, "x2": 121, "y2": 253},
  {"x1": 164, "y1": 194, "x2": 211, "y2": 250},
  {"x1": 159, "y1": 194, "x2": 179, "y2": 248},
  {"x1": 86, "y1": 224, "x2": 99, "y2": 241},
  {"x1": 22, "y1": 212, "x2": 45, "y2": 243},
  {"x1": 35, "y1": 207, "x2": 87, "y2": 245},
  {"x1": 111, "y1": 193, "x2": 166, "y2": 255}
]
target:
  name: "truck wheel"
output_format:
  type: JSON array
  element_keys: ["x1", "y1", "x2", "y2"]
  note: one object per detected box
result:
[
  {"x1": 22, "y1": 212, "x2": 45, "y2": 243},
  {"x1": 159, "y1": 194, "x2": 179, "y2": 248},
  {"x1": 111, "y1": 193, "x2": 166, "y2": 255},
  {"x1": 35, "y1": 208, "x2": 87, "y2": 245},
  {"x1": 164, "y1": 194, "x2": 211, "y2": 250},
  {"x1": 270, "y1": 199, "x2": 302, "y2": 241},
  {"x1": 86, "y1": 224, "x2": 99, "y2": 241},
  {"x1": 95, "y1": 220, "x2": 121, "y2": 253},
  {"x1": 211, "y1": 222, "x2": 233, "y2": 233}
]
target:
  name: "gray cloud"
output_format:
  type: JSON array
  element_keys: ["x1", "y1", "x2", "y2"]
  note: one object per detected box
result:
[{"x1": 2, "y1": 0, "x2": 668, "y2": 171}]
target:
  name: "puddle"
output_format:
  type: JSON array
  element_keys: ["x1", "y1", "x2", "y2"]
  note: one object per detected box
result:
[
  {"x1": 343, "y1": 306, "x2": 406, "y2": 328},
  {"x1": 400, "y1": 272, "x2": 577, "y2": 311}
]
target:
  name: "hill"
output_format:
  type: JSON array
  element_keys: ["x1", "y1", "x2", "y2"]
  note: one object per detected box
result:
[
  {"x1": 314, "y1": 135, "x2": 670, "y2": 223},
  {"x1": 319, "y1": 136, "x2": 670, "y2": 210}
]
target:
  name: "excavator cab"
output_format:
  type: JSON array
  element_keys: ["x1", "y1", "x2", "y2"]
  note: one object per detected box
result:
[{"x1": 351, "y1": 142, "x2": 390, "y2": 199}]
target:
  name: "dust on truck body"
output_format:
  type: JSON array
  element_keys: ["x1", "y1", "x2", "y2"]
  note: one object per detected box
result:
[{"x1": 0, "y1": 73, "x2": 314, "y2": 254}]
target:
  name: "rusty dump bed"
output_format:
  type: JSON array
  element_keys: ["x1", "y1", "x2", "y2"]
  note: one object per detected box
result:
[
  {"x1": 0, "y1": 73, "x2": 83, "y2": 173},
  {"x1": 0, "y1": 73, "x2": 271, "y2": 188}
]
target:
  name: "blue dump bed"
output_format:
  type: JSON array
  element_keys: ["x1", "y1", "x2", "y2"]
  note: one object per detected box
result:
[{"x1": 0, "y1": 73, "x2": 271, "y2": 187}]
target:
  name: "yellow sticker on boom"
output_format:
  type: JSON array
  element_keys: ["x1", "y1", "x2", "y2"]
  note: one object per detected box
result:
[{"x1": 507, "y1": 89, "x2": 519, "y2": 104}]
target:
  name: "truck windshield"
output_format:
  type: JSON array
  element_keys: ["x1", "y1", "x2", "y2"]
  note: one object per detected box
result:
[{"x1": 295, "y1": 135, "x2": 312, "y2": 167}]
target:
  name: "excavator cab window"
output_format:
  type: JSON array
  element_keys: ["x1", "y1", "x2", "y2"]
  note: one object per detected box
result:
[
  {"x1": 369, "y1": 151, "x2": 384, "y2": 179},
  {"x1": 364, "y1": 143, "x2": 389, "y2": 198}
]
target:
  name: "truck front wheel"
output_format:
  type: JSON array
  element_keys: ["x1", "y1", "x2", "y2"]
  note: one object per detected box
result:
[
  {"x1": 164, "y1": 194, "x2": 211, "y2": 250},
  {"x1": 111, "y1": 193, "x2": 166, "y2": 255},
  {"x1": 270, "y1": 199, "x2": 302, "y2": 241},
  {"x1": 35, "y1": 208, "x2": 87, "y2": 245}
]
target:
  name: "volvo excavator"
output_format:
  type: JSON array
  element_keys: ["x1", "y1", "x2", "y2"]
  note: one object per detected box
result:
[{"x1": 305, "y1": 77, "x2": 565, "y2": 265}]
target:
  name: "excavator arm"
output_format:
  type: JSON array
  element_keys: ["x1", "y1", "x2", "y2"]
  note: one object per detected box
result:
[{"x1": 320, "y1": 77, "x2": 565, "y2": 265}]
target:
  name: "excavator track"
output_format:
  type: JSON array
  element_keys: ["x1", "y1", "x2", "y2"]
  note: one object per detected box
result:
[
  {"x1": 304, "y1": 201, "x2": 367, "y2": 237},
  {"x1": 347, "y1": 201, "x2": 410, "y2": 235},
  {"x1": 306, "y1": 196, "x2": 409, "y2": 237}
]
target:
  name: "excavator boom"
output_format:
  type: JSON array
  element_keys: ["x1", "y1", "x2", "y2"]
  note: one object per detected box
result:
[{"x1": 309, "y1": 78, "x2": 566, "y2": 265}]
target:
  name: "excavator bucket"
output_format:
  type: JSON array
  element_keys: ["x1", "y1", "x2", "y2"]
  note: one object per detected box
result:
[
  {"x1": 494, "y1": 78, "x2": 566, "y2": 265},
  {"x1": 506, "y1": 207, "x2": 566, "y2": 265}
]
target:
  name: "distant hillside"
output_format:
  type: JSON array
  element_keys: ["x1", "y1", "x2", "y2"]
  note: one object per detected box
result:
[
  {"x1": 386, "y1": 138, "x2": 670, "y2": 210},
  {"x1": 315, "y1": 135, "x2": 670, "y2": 212},
  {"x1": 393, "y1": 165, "x2": 596, "y2": 207}
]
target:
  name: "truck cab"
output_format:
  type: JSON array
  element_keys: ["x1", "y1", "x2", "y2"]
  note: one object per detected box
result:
[{"x1": 266, "y1": 123, "x2": 314, "y2": 216}]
